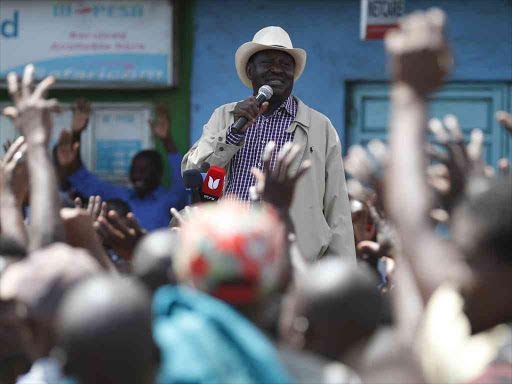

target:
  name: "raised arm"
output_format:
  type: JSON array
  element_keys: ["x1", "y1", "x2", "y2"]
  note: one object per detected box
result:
[
  {"x1": 0, "y1": 137, "x2": 29, "y2": 246},
  {"x1": 384, "y1": 9, "x2": 469, "y2": 303},
  {"x1": 56, "y1": 129, "x2": 131, "y2": 201},
  {"x1": 149, "y1": 105, "x2": 186, "y2": 205},
  {"x1": 4, "y1": 65, "x2": 65, "y2": 251}
]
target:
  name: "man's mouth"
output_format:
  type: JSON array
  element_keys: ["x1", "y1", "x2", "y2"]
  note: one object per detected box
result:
[{"x1": 267, "y1": 79, "x2": 284, "y2": 86}]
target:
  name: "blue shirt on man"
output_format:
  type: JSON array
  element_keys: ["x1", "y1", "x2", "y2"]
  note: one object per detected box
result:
[{"x1": 68, "y1": 152, "x2": 187, "y2": 231}]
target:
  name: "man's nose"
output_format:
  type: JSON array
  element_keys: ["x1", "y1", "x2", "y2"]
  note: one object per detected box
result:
[{"x1": 270, "y1": 64, "x2": 284, "y2": 73}]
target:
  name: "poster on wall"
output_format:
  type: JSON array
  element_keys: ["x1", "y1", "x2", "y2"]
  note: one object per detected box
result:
[
  {"x1": 360, "y1": 0, "x2": 405, "y2": 40},
  {"x1": 0, "y1": 0, "x2": 174, "y2": 87},
  {"x1": 0, "y1": 103, "x2": 153, "y2": 184},
  {"x1": 92, "y1": 109, "x2": 149, "y2": 176}
]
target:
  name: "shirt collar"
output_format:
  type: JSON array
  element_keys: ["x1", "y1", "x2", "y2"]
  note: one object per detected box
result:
[{"x1": 279, "y1": 95, "x2": 297, "y2": 118}]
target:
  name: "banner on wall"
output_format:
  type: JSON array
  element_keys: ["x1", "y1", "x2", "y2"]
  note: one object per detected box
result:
[
  {"x1": 0, "y1": 0, "x2": 174, "y2": 87},
  {"x1": 360, "y1": 0, "x2": 405, "y2": 40}
]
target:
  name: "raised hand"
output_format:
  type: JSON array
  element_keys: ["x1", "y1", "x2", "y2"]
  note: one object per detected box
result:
[
  {"x1": 95, "y1": 210, "x2": 147, "y2": 260},
  {"x1": 60, "y1": 206, "x2": 115, "y2": 272},
  {"x1": 71, "y1": 98, "x2": 91, "y2": 135},
  {"x1": 496, "y1": 111, "x2": 512, "y2": 134},
  {"x1": 251, "y1": 141, "x2": 311, "y2": 214},
  {"x1": 3, "y1": 64, "x2": 65, "y2": 250},
  {"x1": 344, "y1": 139, "x2": 388, "y2": 214},
  {"x1": 74, "y1": 195, "x2": 108, "y2": 222},
  {"x1": 55, "y1": 129, "x2": 80, "y2": 176},
  {"x1": 427, "y1": 115, "x2": 494, "y2": 214},
  {"x1": 149, "y1": 104, "x2": 171, "y2": 141},
  {"x1": 385, "y1": 8, "x2": 452, "y2": 96},
  {"x1": 149, "y1": 104, "x2": 177, "y2": 153},
  {"x1": 0, "y1": 136, "x2": 29, "y2": 206},
  {"x1": 2, "y1": 64, "x2": 60, "y2": 145}
]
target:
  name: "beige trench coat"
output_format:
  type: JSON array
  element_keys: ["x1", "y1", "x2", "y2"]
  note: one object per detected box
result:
[{"x1": 182, "y1": 96, "x2": 356, "y2": 263}]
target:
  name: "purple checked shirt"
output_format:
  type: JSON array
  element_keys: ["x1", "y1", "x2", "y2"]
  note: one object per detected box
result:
[{"x1": 224, "y1": 95, "x2": 297, "y2": 201}]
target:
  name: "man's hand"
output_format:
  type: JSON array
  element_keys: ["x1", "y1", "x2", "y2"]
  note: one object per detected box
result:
[
  {"x1": 149, "y1": 104, "x2": 177, "y2": 153},
  {"x1": 95, "y1": 211, "x2": 147, "y2": 260},
  {"x1": 251, "y1": 141, "x2": 311, "y2": 214},
  {"x1": 426, "y1": 115, "x2": 495, "y2": 215},
  {"x1": 71, "y1": 98, "x2": 91, "y2": 136},
  {"x1": 385, "y1": 8, "x2": 452, "y2": 96},
  {"x1": 344, "y1": 139, "x2": 388, "y2": 214},
  {"x1": 60, "y1": 207, "x2": 115, "y2": 272},
  {"x1": 55, "y1": 129, "x2": 80, "y2": 177},
  {"x1": 233, "y1": 97, "x2": 269, "y2": 133},
  {"x1": 0, "y1": 136, "x2": 29, "y2": 206},
  {"x1": 2, "y1": 64, "x2": 60, "y2": 145},
  {"x1": 149, "y1": 104, "x2": 171, "y2": 141},
  {"x1": 496, "y1": 111, "x2": 512, "y2": 134}
]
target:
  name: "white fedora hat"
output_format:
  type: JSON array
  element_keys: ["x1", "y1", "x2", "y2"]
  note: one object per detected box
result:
[{"x1": 235, "y1": 26, "x2": 307, "y2": 89}]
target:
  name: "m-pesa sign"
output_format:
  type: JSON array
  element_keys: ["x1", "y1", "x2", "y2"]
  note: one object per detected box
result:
[
  {"x1": 360, "y1": 0, "x2": 405, "y2": 40},
  {"x1": 0, "y1": 0, "x2": 174, "y2": 87}
]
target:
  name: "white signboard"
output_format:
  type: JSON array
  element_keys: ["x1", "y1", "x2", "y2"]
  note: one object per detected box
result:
[
  {"x1": 360, "y1": 0, "x2": 404, "y2": 40},
  {"x1": 0, "y1": 0, "x2": 174, "y2": 87}
]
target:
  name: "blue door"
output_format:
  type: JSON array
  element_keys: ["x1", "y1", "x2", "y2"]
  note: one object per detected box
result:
[{"x1": 347, "y1": 82, "x2": 512, "y2": 167}]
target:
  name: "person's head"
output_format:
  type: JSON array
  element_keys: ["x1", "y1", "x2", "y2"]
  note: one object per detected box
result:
[
  {"x1": 452, "y1": 177, "x2": 512, "y2": 334},
  {"x1": 175, "y1": 201, "x2": 288, "y2": 325},
  {"x1": 235, "y1": 26, "x2": 306, "y2": 103},
  {"x1": 0, "y1": 243, "x2": 100, "y2": 359},
  {"x1": 280, "y1": 258, "x2": 382, "y2": 361},
  {"x1": 133, "y1": 229, "x2": 179, "y2": 292},
  {"x1": 247, "y1": 50, "x2": 295, "y2": 103},
  {"x1": 130, "y1": 150, "x2": 163, "y2": 198},
  {"x1": 55, "y1": 276, "x2": 159, "y2": 384}
]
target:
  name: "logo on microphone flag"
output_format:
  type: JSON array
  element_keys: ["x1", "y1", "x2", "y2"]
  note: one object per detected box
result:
[{"x1": 208, "y1": 176, "x2": 221, "y2": 190}]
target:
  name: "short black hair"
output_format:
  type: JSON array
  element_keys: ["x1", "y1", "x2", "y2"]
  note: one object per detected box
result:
[
  {"x1": 132, "y1": 150, "x2": 163, "y2": 176},
  {"x1": 462, "y1": 177, "x2": 512, "y2": 263}
]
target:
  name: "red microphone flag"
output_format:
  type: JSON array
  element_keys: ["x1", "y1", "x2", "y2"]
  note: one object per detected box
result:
[{"x1": 202, "y1": 166, "x2": 226, "y2": 201}]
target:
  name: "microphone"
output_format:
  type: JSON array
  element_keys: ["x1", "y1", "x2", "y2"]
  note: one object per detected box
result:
[
  {"x1": 183, "y1": 169, "x2": 203, "y2": 205},
  {"x1": 231, "y1": 85, "x2": 273, "y2": 133},
  {"x1": 201, "y1": 166, "x2": 226, "y2": 202},
  {"x1": 200, "y1": 162, "x2": 210, "y2": 181}
]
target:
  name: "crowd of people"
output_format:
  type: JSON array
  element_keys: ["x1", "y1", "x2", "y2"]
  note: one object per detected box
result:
[{"x1": 1, "y1": 8, "x2": 511, "y2": 384}]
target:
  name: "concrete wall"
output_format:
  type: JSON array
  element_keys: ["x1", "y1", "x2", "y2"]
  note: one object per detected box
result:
[{"x1": 189, "y1": 0, "x2": 512, "y2": 148}]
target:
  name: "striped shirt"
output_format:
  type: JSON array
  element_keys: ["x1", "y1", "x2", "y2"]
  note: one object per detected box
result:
[{"x1": 225, "y1": 96, "x2": 297, "y2": 201}]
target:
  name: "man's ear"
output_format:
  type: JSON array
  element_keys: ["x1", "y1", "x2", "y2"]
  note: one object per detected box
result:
[{"x1": 246, "y1": 62, "x2": 253, "y2": 81}]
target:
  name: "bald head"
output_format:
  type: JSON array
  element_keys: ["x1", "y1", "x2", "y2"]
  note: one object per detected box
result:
[
  {"x1": 55, "y1": 276, "x2": 158, "y2": 384},
  {"x1": 133, "y1": 229, "x2": 178, "y2": 291},
  {"x1": 283, "y1": 259, "x2": 382, "y2": 360}
]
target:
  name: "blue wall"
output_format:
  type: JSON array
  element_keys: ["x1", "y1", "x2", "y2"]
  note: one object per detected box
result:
[{"x1": 189, "y1": 0, "x2": 512, "y2": 148}]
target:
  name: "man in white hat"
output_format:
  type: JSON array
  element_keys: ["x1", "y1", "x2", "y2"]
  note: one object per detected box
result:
[{"x1": 182, "y1": 26, "x2": 355, "y2": 263}]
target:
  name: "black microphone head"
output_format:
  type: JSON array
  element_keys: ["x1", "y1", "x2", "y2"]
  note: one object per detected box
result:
[
  {"x1": 258, "y1": 85, "x2": 273, "y2": 100},
  {"x1": 183, "y1": 169, "x2": 203, "y2": 189},
  {"x1": 199, "y1": 162, "x2": 210, "y2": 173}
]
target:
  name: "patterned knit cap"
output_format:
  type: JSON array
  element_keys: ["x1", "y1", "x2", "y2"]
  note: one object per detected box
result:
[{"x1": 176, "y1": 201, "x2": 287, "y2": 304}]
